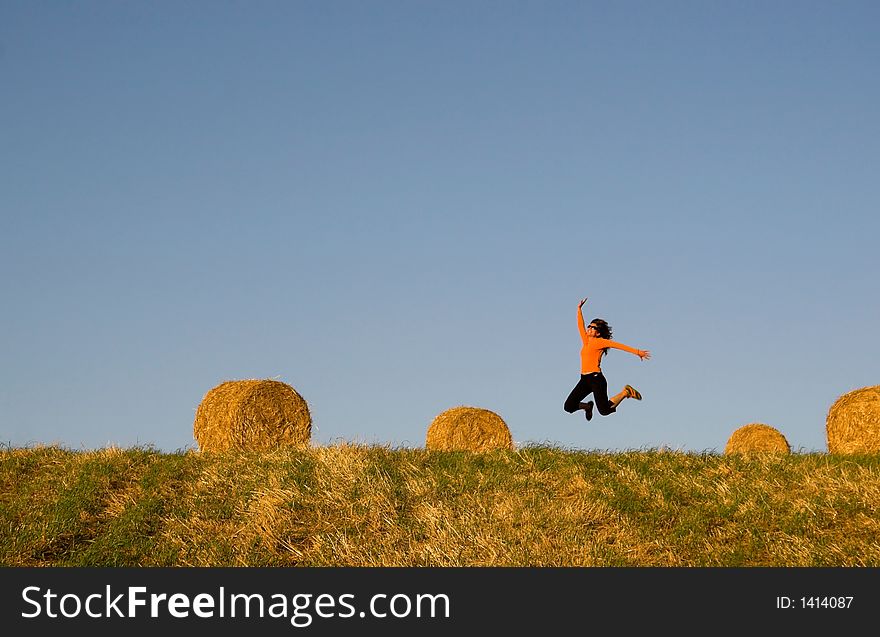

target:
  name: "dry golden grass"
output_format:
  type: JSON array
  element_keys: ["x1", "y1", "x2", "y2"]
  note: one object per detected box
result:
[
  {"x1": 3, "y1": 444, "x2": 880, "y2": 566},
  {"x1": 826, "y1": 385, "x2": 880, "y2": 454}
]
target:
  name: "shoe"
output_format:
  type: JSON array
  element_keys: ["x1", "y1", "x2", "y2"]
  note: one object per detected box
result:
[
  {"x1": 583, "y1": 401, "x2": 594, "y2": 421},
  {"x1": 624, "y1": 385, "x2": 642, "y2": 400}
]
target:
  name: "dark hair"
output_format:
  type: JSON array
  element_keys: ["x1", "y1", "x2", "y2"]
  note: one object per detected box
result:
[
  {"x1": 589, "y1": 318, "x2": 612, "y2": 340},
  {"x1": 590, "y1": 318, "x2": 613, "y2": 357}
]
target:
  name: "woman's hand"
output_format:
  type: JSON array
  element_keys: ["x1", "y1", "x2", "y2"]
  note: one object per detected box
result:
[
  {"x1": 578, "y1": 297, "x2": 587, "y2": 308},
  {"x1": 639, "y1": 350, "x2": 651, "y2": 361}
]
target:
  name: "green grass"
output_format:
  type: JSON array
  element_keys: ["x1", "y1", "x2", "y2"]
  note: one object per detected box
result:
[{"x1": 2, "y1": 444, "x2": 879, "y2": 566}]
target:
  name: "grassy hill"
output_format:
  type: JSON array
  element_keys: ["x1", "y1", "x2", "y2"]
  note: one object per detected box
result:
[{"x1": 2, "y1": 444, "x2": 879, "y2": 566}]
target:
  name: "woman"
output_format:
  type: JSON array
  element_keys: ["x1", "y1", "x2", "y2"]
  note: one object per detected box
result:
[{"x1": 564, "y1": 297, "x2": 651, "y2": 421}]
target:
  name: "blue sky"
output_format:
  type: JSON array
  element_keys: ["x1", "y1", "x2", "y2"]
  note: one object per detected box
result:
[{"x1": 2, "y1": 1, "x2": 878, "y2": 454}]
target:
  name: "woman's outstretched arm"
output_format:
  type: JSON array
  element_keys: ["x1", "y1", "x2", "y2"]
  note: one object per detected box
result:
[
  {"x1": 577, "y1": 297, "x2": 588, "y2": 340},
  {"x1": 596, "y1": 338, "x2": 651, "y2": 360}
]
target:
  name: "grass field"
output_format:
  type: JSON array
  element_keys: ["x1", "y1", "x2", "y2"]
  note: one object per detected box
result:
[{"x1": 2, "y1": 444, "x2": 879, "y2": 566}]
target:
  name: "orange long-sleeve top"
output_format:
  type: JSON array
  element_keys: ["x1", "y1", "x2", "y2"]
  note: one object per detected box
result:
[{"x1": 578, "y1": 308, "x2": 642, "y2": 373}]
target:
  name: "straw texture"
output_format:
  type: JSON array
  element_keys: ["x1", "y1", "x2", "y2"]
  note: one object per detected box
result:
[
  {"x1": 193, "y1": 379, "x2": 311, "y2": 452},
  {"x1": 724, "y1": 422, "x2": 790, "y2": 455},
  {"x1": 826, "y1": 385, "x2": 880, "y2": 454},
  {"x1": 426, "y1": 406, "x2": 513, "y2": 452}
]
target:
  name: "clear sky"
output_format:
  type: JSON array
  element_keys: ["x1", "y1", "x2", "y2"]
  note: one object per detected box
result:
[{"x1": 2, "y1": 1, "x2": 878, "y2": 454}]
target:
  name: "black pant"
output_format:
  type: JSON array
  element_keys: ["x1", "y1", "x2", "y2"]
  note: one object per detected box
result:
[{"x1": 564, "y1": 372, "x2": 616, "y2": 416}]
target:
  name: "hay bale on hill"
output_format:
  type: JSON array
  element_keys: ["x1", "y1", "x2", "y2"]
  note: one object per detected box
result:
[
  {"x1": 426, "y1": 406, "x2": 513, "y2": 452},
  {"x1": 193, "y1": 379, "x2": 311, "y2": 452},
  {"x1": 826, "y1": 385, "x2": 880, "y2": 454},
  {"x1": 724, "y1": 423, "x2": 790, "y2": 455}
]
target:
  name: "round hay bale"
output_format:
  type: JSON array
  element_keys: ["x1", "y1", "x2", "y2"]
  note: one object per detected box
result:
[
  {"x1": 724, "y1": 423, "x2": 790, "y2": 455},
  {"x1": 826, "y1": 385, "x2": 880, "y2": 454},
  {"x1": 193, "y1": 379, "x2": 311, "y2": 452},
  {"x1": 426, "y1": 406, "x2": 513, "y2": 452}
]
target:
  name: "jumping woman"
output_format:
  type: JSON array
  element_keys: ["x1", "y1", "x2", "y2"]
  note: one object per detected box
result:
[{"x1": 564, "y1": 297, "x2": 651, "y2": 421}]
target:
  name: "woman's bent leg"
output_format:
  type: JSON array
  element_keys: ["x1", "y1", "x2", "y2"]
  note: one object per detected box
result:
[
  {"x1": 564, "y1": 376, "x2": 591, "y2": 413},
  {"x1": 593, "y1": 374, "x2": 617, "y2": 415}
]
